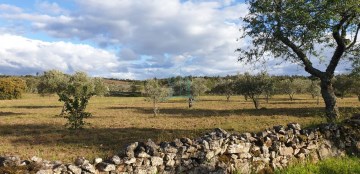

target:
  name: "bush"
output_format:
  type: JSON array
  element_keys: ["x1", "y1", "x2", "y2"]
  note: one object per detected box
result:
[{"x1": 0, "y1": 77, "x2": 26, "y2": 100}]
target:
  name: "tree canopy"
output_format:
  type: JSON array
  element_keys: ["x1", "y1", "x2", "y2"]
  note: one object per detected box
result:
[{"x1": 238, "y1": 0, "x2": 360, "y2": 122}]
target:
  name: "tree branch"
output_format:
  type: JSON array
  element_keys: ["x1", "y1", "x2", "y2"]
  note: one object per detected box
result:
[
  {"x1": 326, "y1": 15, "x2": 350, "y2": 75},
  {"x1": 346, "y1": 23, "x2": 360, "y2": 50}
]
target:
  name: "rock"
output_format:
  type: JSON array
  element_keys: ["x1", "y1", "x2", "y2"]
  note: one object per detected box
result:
[
  {"x1": 36, "y1": 169, "x2": 53, "y2": 174},
  {"x1": 279, "y1": 146, "x2": 293, "y2": 156},
  {"x1": 67, "y1": 164, "x2": 82, "y2": 174},
  {"x1": 205, "y1": 151, "x2": 215, "y2": 160},
  {"x1": 126, "y1": 142, "x2": 138, "y2": 158},
  {"x1": 180, "y1": 137, "x2": 193, "y2": 145},
  {"x1": 53, "y1": 164, "x2": 67, "y2": 174},
  {"x1": 74, "y1": 157, "x2": 87, "y2": 166},
  {"x1": 318, "y1": 147, "x2": 332, "y2": 160},
  {"x1": 94, "y1": 158, "x2": 102, "y2": 164},
  {"x1": 1, "y1": 156, "x2": 21, "y2": 167},
  {"x1": 96, "y1": 162, "x2": 116, "y2": 172},
  {"x1": 110, "y1": 155, "x2": 122, "y2": 165},
  {"x1": 124, "y1": 157, "x2": 136, "y2": 165},
  {"x1": 81, "y1": 163, "x2": 96, "y2": 173},
  {"x1": 288, "y1": 123, "x2": 301, "y2": 130},
  {"x1": 151, "y1": 156, "x2": 163, "y2": 166},
  {"x1": 137, "y1": 152, "x2": 151, "y2": 158},
  {"x1": 227, "y1": 143, "x2": 250, "y2": 154},
  {"x1": 31, "y1": 156, "x2": 43, "y2": 163},
  {"x1": 171, "y1": 138, "x2": 184, "y2": 147}
]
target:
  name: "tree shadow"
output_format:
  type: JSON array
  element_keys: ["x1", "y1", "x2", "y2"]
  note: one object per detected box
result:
[
  {"x1": 10, "y1": 105, "x2": 61, "y2": 109},
  {"x1": 110, "y1": 106, "x2": 359, "y2": 118},
  {"x1": 0, "y1": 111, "x2": 26, "y2": 117},
  {"x1": 0, "y1": 124, "x2": 209, "y2": 156}
]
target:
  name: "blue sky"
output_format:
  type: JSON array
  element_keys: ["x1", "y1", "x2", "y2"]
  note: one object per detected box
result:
[{"x1": 0, "y1": 0, "x2": 351, "y2": 79}]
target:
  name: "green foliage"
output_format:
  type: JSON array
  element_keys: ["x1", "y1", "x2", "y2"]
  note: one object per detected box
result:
[
  {"x1": 58, "y1": 72, "x2": 103, "y2": 129},
  {"x1": 239, "y1": 0, "x2": 360, "y2": 121},
  {"x1": 235, "y1": 72, "x2": 268, "y2": 109},
  {"x1": 38, "y1": 70, "x2": 108, "y2": 129},
  {"x1": 277, "y1": 79, "x2": 310, "y2": 101},
  {"x1": 276, "y1": 157, "x2": 360, "y2": 174},
  {"x1": 191, "y1": 78, "x2": 208, "y2": 97},
  {"x1": 145, "y1": 79, "x2": 171, "y2": 116},
  {"x1": 37, "y1": 70, "x2": 69, "y2": 96},
  {"x1": 333, "y1": 74, "x2": 353, "y2": 98},
  {"x1": 0, "y1": 77, "x2": 26, "y2": 100},
  {"x1": 211, "y1": 79, "x2": 235, "y2": 101},
  {"x1": 24, "y1": 77, "x2": 40, "y2": 93}
]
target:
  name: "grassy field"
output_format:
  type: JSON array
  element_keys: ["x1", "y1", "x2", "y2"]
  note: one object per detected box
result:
[{"x1": 0, "y1": 94, "x2": 359, "y2": 162}]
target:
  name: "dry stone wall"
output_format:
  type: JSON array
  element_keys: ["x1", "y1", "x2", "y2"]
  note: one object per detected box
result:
[{"x1": 1, "y1": 115, "x2": 360, "y2": 174}]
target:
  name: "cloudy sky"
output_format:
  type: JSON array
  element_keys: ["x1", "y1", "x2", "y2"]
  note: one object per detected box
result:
[{"x1": 0, "y1": 0, "x2": 352, "y2": 79}]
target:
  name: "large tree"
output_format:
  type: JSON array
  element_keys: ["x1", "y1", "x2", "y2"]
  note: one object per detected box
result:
[{"x1": 238, "y1": 0, "x2": 360, "y2": 122}]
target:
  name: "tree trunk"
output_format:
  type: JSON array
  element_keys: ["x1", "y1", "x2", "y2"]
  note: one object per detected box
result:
[
  {"x1": 266, "y1": 94, "x2": 269, "y2": 103},
  {"x1": 252, "y1": 98, "x2": 259, "y2": 109},
  {"x1": 357, "y1": 94, "x2": 360, "y2": 102},
  {"x1": 289, "y1": 94, "x2": 293, "y2": 101},
  {"x1": 153, "y1": 100, "x2": 158, "y2": 117},
  {"x1": 226, "y1": 95, "x2": 230, "y2": 102},
  {"x1": 316, "y1": 95, "x2": 320, "y2": 105},
  {"x1": 320, "y1": 77, "x2": 339, "y2": 122}
]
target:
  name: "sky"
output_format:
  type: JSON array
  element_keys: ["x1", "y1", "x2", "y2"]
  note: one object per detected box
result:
[{"x1": 0, "y1": 0, "x2": 353, "y2": 79}]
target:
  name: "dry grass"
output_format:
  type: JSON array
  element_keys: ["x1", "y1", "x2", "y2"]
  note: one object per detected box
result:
[{"x1": 0, "y1": 94, "x2": 359, "y2": 162}]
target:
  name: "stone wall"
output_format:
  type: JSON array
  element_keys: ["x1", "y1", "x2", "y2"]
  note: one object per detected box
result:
[{"x1": 1, "y1": 115, "x2": 360, "y2": 174}]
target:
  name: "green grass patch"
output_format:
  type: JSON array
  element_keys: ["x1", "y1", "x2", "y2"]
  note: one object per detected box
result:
[{"x1": 276, "y1": 157, "x2": 360, "y2": 174}]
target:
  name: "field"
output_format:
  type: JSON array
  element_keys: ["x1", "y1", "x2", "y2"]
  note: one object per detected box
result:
[{"x1": 0, "y1": 94, "x2": 359, "y2": 162}]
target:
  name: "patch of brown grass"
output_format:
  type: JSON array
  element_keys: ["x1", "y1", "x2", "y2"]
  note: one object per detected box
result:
[{"x1": 0, "y1": 94, "x2": 359, "y2": 162}]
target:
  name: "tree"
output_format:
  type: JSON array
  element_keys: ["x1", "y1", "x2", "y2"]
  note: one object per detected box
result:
[
  {"x1": 144, "y1": 79, "x2": 170, "y2": 116},
  {"x1": 308, "y1": 80, "x2": 321, "y2": 105},
  {"x1": 58, "y1": 72, "x2": 107, "y2": 129},
  {"x1": 38, "y1": 70, "x2": 108, "y2": 129},
  {"x1": 261, "y1": 73, "x2": 275, "y2": 103},
  {"x1": 0, "y1": 77, "x2": 26, "y2": 100},
  {"x1": 277, "y1": 78, "x2": 309, "y2": 101},
  {"x1": 238, "y1": 0, "x2": 360, "y2": 122},
  {"x1": 191, "y1": 78, "x2": 208, "y2": 97},
  {"x1": 37, "y1": 70, "x2": 69, "y2": 115},
  {"x1": 235, "y1": 72, "x2": 267, "y2": 109},
  {"x1": 333, "y1": 75, "x2": 353, "y2": 99},
  {"x1": 211, "y1": 79, "x2": 235, "y2": 102}
]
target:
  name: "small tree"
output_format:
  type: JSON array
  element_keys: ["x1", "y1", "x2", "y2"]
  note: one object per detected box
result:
[
  {"x1": 235, "y1": 73, "x2": 267, "y2": 109},
  {"x1": 191, "y1": 78, "x2": 208, "y2": 97},
  {"x1": 144, "y1": 79, "x2": 170, "y2": 116},
  {"x1": 211, "y1": 79, "x2": 234, "y2": 102},
  {"x1": 261, "y1": 73, "x2": 275, "y2": 103},
  {"x1": 278, "y1": 78, "x2": 309, "y2": 101},
  {"x1": 59, "y1": 72, "x2": 107, "y2": 129},
  {"x1": 333, "y1": 75, "x2": 353, "y2": 99},
  {"x1": 308, "y1": 80, "x2": 321, "y2": 105}
]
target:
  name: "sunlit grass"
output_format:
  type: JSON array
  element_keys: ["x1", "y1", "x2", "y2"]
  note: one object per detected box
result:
[
  {"x1": 0, "y1": 93, "x2": 359, "y2": 162},
  {"x1": 276, "y1": 156, "x2": 360, "y2": 174}
]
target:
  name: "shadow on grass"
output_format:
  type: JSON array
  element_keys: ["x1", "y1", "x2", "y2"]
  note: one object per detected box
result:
[
  {"x1": 0, "y1": 111, "x2": 26, "y2": 117},
  {"x1": 0, "y1": 124, "x2": 208, "y2": 155},
  {"x1": 10, "y1": 105, "x2": 61, "y2": 109},
  {"x1": 106, "y1": 106, "x2": 359, "y2": 119}
]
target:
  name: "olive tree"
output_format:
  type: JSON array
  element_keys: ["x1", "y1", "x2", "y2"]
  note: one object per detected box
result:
[
  {"x1": 308, "y1": 80, "x2": 321, "y2": 105},
  {"x1": 235, "y1": 72, "x2": 267, "y2": 109},
  {"x1": 191, "y1": 78, "x2": 208, "y2": 97},
  {"x1": 238, "y1": 0, "x2": 360, "y2": 122},
  {"x1": 211, "y1": 79, "x2": 235, "y2": 102},
  {"x1": 144, "y1": 79, "x2": 170, "y2": 116},
  {"x1": 333, "y1": 75, "x2": 353, "y2": 99}
]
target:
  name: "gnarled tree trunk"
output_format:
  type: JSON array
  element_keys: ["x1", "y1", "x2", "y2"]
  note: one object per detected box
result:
[{"x1": 320, "y1": 77, "x2": 339, "y2": 123}]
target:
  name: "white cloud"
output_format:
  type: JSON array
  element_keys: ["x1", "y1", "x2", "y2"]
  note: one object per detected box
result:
[{"x1": 0, "y1": 34, "x2": 120, "y2": 76}]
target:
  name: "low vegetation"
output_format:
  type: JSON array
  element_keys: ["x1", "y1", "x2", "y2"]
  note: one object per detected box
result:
[{"x1": 276, "y1": 156, "x2": 360, "y2": 174}]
